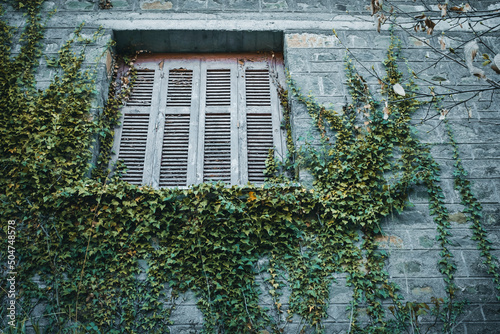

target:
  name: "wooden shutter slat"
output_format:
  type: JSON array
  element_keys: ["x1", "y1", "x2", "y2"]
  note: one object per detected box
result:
[
  {"x1": 203, "y1": 112, "x2": 231, "y2": 182},
  {"x1": 118, "y1": 113, "x2": 150, "y2": 184},
  {"x1": 159, "y1": 113, "x2": 190, "y2": 187},
  {"x1": 245, "y1": 68, "x2": 272, "y2": 107},
  {"x1": 246, "y1": 112, "x2": 273, "y2": 183},
  {"x1": 127, "y1": 69, "x2": 155, "y2": 107},
  {"x1": 166, "y1": 69, "x2": 194, "y2": 107},
  {"x1": 206, "y1": 69, "x2": 231, "y2": 106}
]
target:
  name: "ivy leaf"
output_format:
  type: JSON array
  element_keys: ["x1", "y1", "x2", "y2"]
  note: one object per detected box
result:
[{"x1": 248, "y1": 191, "x2": 257, "y2": 202}]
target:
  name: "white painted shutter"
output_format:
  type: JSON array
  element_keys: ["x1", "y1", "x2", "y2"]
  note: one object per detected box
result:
[
  {"x1": 115, "y1": 65, "x2": 159, "y2": 185},
  {"x1": 159, "y1": 68, "x2": 193, "y2": 187},
  {"x1": 157, "y1": 61, "x2": 201, "y2": 188},
  {"x1": 126, "y1": 69, "x2": 155, "y2": 107},
  {"x1": 117, "y1": 113, "x2": 150, "y2": 184},
  {"x1": 239, "y1": 59, "x2": 282, "y2": 184},
  {"x1": 113, "y1": 54, "x2": 284, "y2": 188},
  {"x1": 198, "y1": 61, "x2": 239, "y2": 184}
]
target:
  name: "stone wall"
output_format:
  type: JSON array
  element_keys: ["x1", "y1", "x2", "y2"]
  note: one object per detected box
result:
[{"x1": 2, "y1": 0, "x2": 500, "y2": 332}]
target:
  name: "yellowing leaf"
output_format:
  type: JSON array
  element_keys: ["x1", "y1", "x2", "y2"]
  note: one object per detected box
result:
[{"x1": 248, "y1": 191, "x2": 257, "y2": 202}]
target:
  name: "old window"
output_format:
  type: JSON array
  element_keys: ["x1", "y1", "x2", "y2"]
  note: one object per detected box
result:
[{"x1": 112, "y1": 53, "x2": 285, "y2": 188}]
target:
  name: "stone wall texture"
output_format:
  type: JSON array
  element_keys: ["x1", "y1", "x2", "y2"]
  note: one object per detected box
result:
[{"x1": 3, "y1": 0, "x2": 500, "y2": 332}]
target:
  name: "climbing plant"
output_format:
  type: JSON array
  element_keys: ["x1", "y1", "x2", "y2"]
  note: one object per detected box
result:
[{"x1": 1, "y1": 1, "x2": 498, "y2": 333}]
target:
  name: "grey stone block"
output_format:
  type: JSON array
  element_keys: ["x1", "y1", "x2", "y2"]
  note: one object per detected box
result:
[
  {"x1": 447, "y1": 229, "x2": 480, "y2": 250},
  {"x1": 64, "y1": 0, "x2": 96, "y2": 10},
  {"x1": 464, "y1": 322, "x2": 500, "y2": 334},
  {"x1": 261, "y1": 0, "x2": 290, "y2": 11},
  {"x1": 207, "y1": 0, "x2": 260, "y2": 11},
  {"x1": 455, "y1": 278, "x2": 498, "y2": 303},
  {"x1": 471, "y1": 179, "x2": 499, "y2": 203},
  {"x1": 389, "y1": 277, "x2": 447, "y2": 302},
  {"x1": 382, "y1": 204, "x2": 436, "y2": 229},
  {"x1": 178, "y1": 0, "x2": 207, "y2": 10},
  {"x1": 431, "y1": 143, "x2": 473, "y2": 160},
  {"x1": 482, "y1": 204, "x2": 500, "y2": 227},
  {"x1": 328, "y1": 279, "x2": 354, "y2": 304},
  {"x1": 295, "y1": 0, "x2": 331, "y2": 12},
  {"x1": 386, "y1": 249, "x2": 442, "y2": 278},
  {"x1": 462, "y1": 160, "x2": 500, "y2": 178},
  {"x1": 169, "y1": 305, "x2": 204, "y2": 325}
]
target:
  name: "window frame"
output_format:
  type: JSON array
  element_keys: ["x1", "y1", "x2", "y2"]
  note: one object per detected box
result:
[{"x1": 111, "y1": 52, "x2": 286, "y2": 188}]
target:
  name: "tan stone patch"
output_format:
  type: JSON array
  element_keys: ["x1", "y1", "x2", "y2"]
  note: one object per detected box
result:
[
  {"x1": 448, "y1": 212, "x2": 467, "y2": 224},
  {"x1": 408, "y1": 37, "x2": 428, "y2": 47},
  {"x1": 105, "y1": 50, "x2": 113, "y2": 79},
  {"x1": 286, "y1": 33, "x2": 339, "y2": 48},
  {"x1": 141, "y1": 0, "x2": 173, "y2": 10},
  {"x1": 411, "y1": 286, "x2": 433, "y2": 296},
  {"x1": 374, "y1": 235, "x2": 403, "y2": 249}
]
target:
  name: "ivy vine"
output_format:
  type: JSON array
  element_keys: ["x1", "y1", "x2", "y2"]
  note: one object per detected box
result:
[{"x1": 1, "y1": 2, "x2": 499, "y2": 333}]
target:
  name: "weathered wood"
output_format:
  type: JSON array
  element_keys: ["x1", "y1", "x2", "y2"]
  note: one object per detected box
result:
[{"x1": 113, "y1": 53, "x2": 284, "y2": 187}]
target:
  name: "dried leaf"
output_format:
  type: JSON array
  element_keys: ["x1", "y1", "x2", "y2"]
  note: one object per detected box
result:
[
  {"x1": 439, "y1": 36, "x2": 446, "y2": 50},
  {"x1": 491, "y1": 64, "x2": 500, "y2": 75},
  {"x1": 425, "y1": 18, "x2": 436, "y2": 35},
  {"x1": 371, "y1": 0, "x2": 380, "y2": 15},
  {"x1": 438, "y1": 3, "x2": 447, "y2": 16},
  {"x1": 383, "y1": 101, "x2": 390, "y2": 120},
  {"x1": 464, "y1": 40, "x2": 480, "y2": 73},
  {"x1": 439, "y1": 109, "x2": 449, "y2": 120},
  {"x1": 471, "y1": 68, "x2": 486, "y2": 78},
  {"x1": 393, "y1": 83, "x2": 406, "y2": 96}
]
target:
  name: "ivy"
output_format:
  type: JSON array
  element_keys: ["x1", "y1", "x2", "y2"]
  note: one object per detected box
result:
[
  {"x1": 445, "y1": 120, "x2": 500, "y2": 297},
  {"x1": 1, "y1": 2, "x2": 499, "y2": 333}
]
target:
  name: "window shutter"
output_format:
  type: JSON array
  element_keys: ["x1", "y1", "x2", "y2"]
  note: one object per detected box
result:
[
  {"x1": 159, "y1": 69, "x2": 193, "y2": 187},
  {"x1": 115, "y1": 66, "x2": 159, "y2": 185},
  {"x1": 244, "y1": 68, "x2": 275, "y2": 183},
  {"x1": 113, "y1": 53, "x2": 284, "y2": 188},
  {"x1": 198, "y1": 62, "x2": 239, "y2": 184},
  {"x1": 117, "y1": 113, "x2": 150, "y2": 184},
  {"x1": 238, "y1": 59, "x2": 282, "y2": 184},
  {"x1": 158, "y1": 62, "x2": 201, "y2": 187}
]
